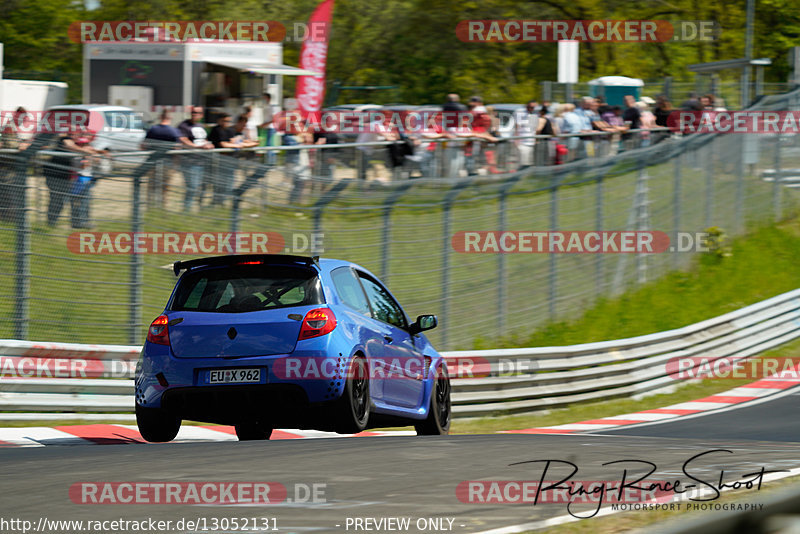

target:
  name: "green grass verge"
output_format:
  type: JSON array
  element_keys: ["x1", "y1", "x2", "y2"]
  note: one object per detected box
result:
[{"x1": 481, "y1": 219, "x2": 800, "y2": 349}]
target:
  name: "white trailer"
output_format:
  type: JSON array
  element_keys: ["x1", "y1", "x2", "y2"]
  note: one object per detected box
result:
[{"x1": 0, "y1": 79, "x2": 68, "y2": 112}]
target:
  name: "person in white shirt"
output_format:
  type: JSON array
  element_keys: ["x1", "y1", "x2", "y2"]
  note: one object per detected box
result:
[
  {"x1": 356, "y1": 116, "x2": 393, "y2": 180},
  {"x1": 514, "y1": 101, "x2": 538, "y2": 168}
]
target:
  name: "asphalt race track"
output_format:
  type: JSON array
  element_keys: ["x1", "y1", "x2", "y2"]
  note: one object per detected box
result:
[
  {"x1": 1, "y1": 387, "x2": 799, "y2": 533},
  {"x1": 598, "y1": 387, "x2": 800, "y2": 442}
]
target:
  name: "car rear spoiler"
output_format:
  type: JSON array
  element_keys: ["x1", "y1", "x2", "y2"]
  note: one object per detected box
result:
[{"x1": 173, "y1": 254, "x2": 320, "y2": 276}]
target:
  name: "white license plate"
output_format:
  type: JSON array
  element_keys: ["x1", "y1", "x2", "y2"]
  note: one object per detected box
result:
[{"x1": 208, "y1": 368, "x2": 262, "y2": 384}]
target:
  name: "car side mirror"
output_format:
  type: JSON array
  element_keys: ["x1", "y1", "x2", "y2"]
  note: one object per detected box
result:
[{"x1": 409, "y1": 314, "x2": 437, "y2": 336}]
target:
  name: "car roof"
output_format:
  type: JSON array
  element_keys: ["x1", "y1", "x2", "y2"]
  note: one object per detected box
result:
[{"x1": 318, "y1": 257, "x2": 378, "y2": 277}]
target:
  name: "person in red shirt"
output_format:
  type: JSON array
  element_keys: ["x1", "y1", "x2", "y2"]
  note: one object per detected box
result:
[{"x1": 466, "y1": 97, "x2": 499, "y2": 175}]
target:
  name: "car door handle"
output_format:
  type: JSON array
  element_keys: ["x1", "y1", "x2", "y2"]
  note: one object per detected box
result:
[{"x1": 384, "y1": 335, "x2": 393, "y2": 343}]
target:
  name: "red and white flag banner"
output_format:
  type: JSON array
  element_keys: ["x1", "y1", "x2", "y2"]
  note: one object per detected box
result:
[{"x1": 295, "y1": 0, "x2": 334, "y2": 117}]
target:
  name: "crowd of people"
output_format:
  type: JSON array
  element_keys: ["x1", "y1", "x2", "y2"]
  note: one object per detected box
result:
[{"x1": 0, "y1": 90, "x2": 728, "y2": 227}]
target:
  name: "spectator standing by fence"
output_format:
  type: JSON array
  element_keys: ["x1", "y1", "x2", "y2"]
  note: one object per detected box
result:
[
  {"x1": 441, "y1": 94, "x2": 468, "y2": 177},
  {"x1": 355, "y1": 116, "x2": 392, "y2": 180},
  {"x1": 514, "y1": 100, "x2": 538, "y2": 169},
  {"x1": 177, "y1": 107, "x2": 213, "y2": 212},
  {"x1": 69, "y1": 147, "x2": 94, "y2": 229},
  {"x1": 537, "y1": 105, "x2": 557, "y2": 164},
  {"x1": 559, "y1": 103, "x2": 583, "y2": 162},
  {"x1": 637, "y1": 100, "x2": 656, "y2": 147},
  {"x1": 143, "y1": 109, "x2": 181, "y2": 206},
  {"x1": 208, "y1": 113, "x2": 245, "y2": 206},
  {"x1": 653, "y1": 95, "x2": 673, "y2": 144},
  {"x1": 622, "y1": 94, "x2": 642, "y2": 150},
  {"x1": 42, "y1": 129, "x2": 102, "y2": 227}
]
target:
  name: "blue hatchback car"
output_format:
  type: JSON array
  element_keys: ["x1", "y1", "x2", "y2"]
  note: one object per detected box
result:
[{"x1": 135, "y1": 254, "x2": 451, "y2": 441}]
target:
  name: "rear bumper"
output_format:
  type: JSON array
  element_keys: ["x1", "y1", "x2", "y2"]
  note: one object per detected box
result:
[
  {"x1": 135, "y1": 341, "x2": 350, "y2": 413},
  {"x1": 160, "y1": 384, "x2": 312, "y2": 426}
]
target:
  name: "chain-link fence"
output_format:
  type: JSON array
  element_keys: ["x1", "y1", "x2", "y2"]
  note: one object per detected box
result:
[{"x1": 1, "y1": 90, "x2": 800, "y2": 350}]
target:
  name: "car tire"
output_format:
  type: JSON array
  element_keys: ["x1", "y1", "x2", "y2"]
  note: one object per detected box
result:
[
  {"x1": 136, "y1": 404, "x2": 181, "y2": 443},
  {"x1": 334, "y1": 355, "x2": 370, "y2": 434},
  {"x1": 415, "y1": 365, "x2": 451, "y2": 435},
  {"x1": 234, "y1": 421, "x2": 273, "y2": 441}
]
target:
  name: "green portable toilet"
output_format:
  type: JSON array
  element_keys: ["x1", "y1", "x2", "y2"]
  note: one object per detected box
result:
[{"x1": 588, "y1": 76, "x2": 644, "y2": 107}]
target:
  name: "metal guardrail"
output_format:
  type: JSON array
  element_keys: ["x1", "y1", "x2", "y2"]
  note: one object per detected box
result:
[{"x1": 0, "y1": 288, "x2": 798, "y2": 419}]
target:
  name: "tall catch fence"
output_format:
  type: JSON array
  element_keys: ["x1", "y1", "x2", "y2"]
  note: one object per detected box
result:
[{"x1": 1, "y1": 89, "x2": 800, "y2": 350}]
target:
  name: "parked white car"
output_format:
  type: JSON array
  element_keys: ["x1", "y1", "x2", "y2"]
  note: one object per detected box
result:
[
  {"x1": 46, "y1": 105, "x2": 147, "y2": 168},
  {"x1": 47, "y1": 105, "x2": 146, "y2": 149}
]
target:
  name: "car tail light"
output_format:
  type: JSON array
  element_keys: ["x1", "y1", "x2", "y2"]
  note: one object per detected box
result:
[
  {"x1": 298, "y1": 308, "x2": 337, "y2": 340},
  {"x1": 147, "y1": 315, "x2": 170, "y2": 345}
]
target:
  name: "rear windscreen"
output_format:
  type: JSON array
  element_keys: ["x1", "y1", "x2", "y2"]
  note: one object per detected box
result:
[{"x1": 169, "y1": 264, "x2": 324, "y2": 313}]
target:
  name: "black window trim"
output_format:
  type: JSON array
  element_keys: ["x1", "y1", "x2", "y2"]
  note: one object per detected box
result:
[
  {"x1": 168, "y1": 263, "x2": 324, "y2": 313},
  {"x1": 353, "y1": 269, "x2": 410, "y2": 331}
]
